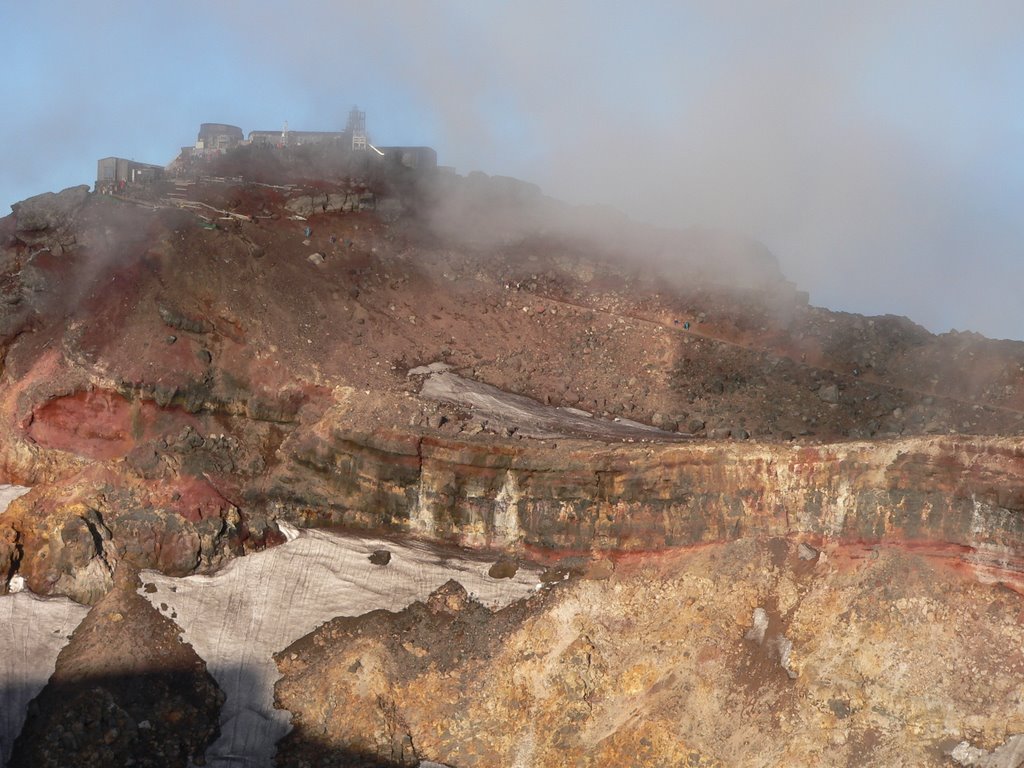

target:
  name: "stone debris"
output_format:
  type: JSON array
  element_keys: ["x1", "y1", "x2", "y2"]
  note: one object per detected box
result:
[
  {"x1": 951, "y1": 735, "x2": 1024, "y2": 768},
  {"x1": 368, "y1": 549, "x2": 391, "y2": 566},
  {"x1": 797, "y1": 542, "x2": 820, "y2": 561},
  {"x1": 817, "y1": 383, "x2": 840, "y2": 403},
  {"x1": 488, "y1": 558, "x2": 518, "y2": 579}
]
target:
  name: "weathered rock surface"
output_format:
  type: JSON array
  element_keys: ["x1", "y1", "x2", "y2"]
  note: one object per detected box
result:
[
  {"x1": 0, "y1": 468, "x2": 280, "y2": 604},
  {"x1": 285, "y1": 190, "x2": 371, "y2": 217},
  {"x1": 267, "y1": 421, "x2": 1024, "y2": 583},
  {"x1": 0, "y1": 170, "x2": 1021, "y2": 600},
  {"x1": 276, "y1": 539, "x2": 1024, "y2": 768},
  {"x1": 136, "y1": 525, "x2": 540, "y2": 768},
  {"x1": 10, "y1": 185, "x2": 89, "y2": 233}
]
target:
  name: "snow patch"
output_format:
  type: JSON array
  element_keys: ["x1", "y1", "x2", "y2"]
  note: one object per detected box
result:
[
  {"x1": 0, "y1": 485, "x2": 30, "y2": 512},
  {"x1": 138, "y1": 527, "x2": 542, "y2": 768},
  {"x1": 951, "y1": 734, "x2": 1024, "y2": 767},
  {"x1": 744, "y1": 607, "x2": 769, "y2": 643},
  {"x1": 0, "y1": 592, "x2": 90, "y2": 765},
  {"x1": 407, "y1": 361, "x2": 452, "y2": 376}
]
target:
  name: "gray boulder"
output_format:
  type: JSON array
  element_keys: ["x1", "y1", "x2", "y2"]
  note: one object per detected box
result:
[
  {"x1": 11, "y1": 185, "x2": 90, "y2": 232},
  {"x1": 817, "y1": 383, "x2": 840, "y2": 404}
]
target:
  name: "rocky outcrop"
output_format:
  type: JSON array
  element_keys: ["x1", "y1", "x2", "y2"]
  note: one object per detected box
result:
[
  {"x1": 8, "y1": 567, "x2": 222, "y2": 768},
  {"x1": 10, "y1": 185, "x2": 90, "y2": 234},
  {"x1": 14, "y1": 407, "x2": 1022, "y2": 602},
  {"x1": 275, "y1": 540, "x2": 1024, "y2": 768},
  {"x1": 8, "y1": 185, "x2": 90, "y2": 253},
  {"x1": 284, "y1": 190, "x2": 373, "y2": 217},
  {"x1": 0, "y1": 472, "x2": 282, "y2": 604},
  {"x1": 0, "y1": 150, "x2": 1022, "y2": 767}
]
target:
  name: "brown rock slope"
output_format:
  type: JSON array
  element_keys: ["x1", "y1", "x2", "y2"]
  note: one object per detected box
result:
[
  {"x1": 1, "y1": 164, "x2": 1023, "y2": 600},
  {"x1": 275, "y1": 541, "x2": 1024, "y2": 768},
  {"x1": 2, "y1": 150, "x2": 1024, "y2": 765}
]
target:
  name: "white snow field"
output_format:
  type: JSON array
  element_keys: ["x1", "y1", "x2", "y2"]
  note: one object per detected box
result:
[{"x1": 139, "y1": 523, "x2": 541, "y2": 767}]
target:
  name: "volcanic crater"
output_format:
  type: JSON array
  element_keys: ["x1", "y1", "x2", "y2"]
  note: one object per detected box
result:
[{"x1": 1, "y1": 145, "x2": 1023, "y2": 767}]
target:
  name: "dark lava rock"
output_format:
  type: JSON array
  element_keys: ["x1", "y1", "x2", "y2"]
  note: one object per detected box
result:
[
  {"x1": 817, "y1": 383, "x2": 840, "y2": 404},
  {"x1": 158, "y1": 305, "x2": 210, "y2": 334},
  {"x1": 684, "y1": 417, "x2": 706, "y2": 434},
  {"x1": 369, "y1": 549, "x2": 391, "y2": 566},
  {"x1": 488, "y1": 558, "x2": 518, "y2": 579}
]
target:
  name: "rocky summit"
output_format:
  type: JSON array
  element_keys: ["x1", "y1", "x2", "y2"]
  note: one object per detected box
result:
[{"x1": 1, "y1": 140, "x2": 1022, "y2": 767}]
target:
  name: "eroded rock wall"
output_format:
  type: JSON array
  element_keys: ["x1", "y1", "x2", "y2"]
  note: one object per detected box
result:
[
  {"x1": 269, "y1": 426, "x2": 1024, "y2": 572},
  {"x1": 275, "y1": 540, "x2": 1024, "y2": 768}
]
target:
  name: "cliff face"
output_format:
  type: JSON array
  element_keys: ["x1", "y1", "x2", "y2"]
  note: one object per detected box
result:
[
  {"x1": 265, "y1": 413, "x2": 1024, "y2": 577},
  {"x1": 9, "y1": 390, "x2": 1024, "y2": 600}
]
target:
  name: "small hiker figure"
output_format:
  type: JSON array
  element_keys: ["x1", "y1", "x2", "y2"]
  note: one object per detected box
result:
[
  {"x1": 304, "y1": 225, "x2": 312, "y2": 238},
  {"x1": 683, "y1": 321, "x2": 691, "y2": 330}
]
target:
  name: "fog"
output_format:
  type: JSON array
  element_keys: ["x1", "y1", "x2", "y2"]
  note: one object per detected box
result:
[{"x1": 2, "y1": 1, "x2": 1023, "y2": 339}]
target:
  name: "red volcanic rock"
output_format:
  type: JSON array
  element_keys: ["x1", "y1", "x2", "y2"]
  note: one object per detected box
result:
[
  {"x1": 264, "y1": 419, "x2": 1024, "y2": 587},
  {"x1": 0, "y1": 466, "x2": 278, "y2": 603},
  {"x1": 27, "y1": 390, "x2": 200, "y2": 461},
  {"x1": 0, "y1": 154, "x2": 1023, "y2": 768}
]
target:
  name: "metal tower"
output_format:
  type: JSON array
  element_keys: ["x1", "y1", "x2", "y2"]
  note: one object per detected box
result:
[{"x1": 347, "y1": 106, "x2": 367, "y2": 150}]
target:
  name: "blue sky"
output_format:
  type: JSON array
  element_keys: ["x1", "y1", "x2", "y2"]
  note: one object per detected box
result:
[{"x1": 3, "y1": 1, "x2": 1023, "y2": 340}]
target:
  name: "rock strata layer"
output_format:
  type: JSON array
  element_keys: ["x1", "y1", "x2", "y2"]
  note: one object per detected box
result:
[{"x1": 270, "y1": 426, "x2": 1024, "y2": 582}]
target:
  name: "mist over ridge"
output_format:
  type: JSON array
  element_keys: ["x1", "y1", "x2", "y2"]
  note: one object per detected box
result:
[{"x1": 2, "y1": 1, "x2": 1022, "y2": 339}]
